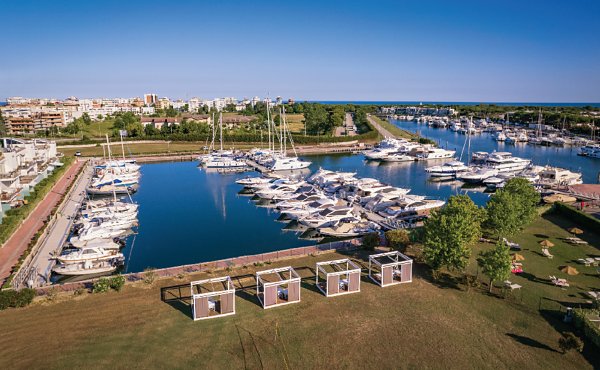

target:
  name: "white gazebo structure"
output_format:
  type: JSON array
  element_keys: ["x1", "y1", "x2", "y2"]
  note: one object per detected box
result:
[
  {"x1": 190, "y1": 276, "x2": 236, "y2": 321},
  {"x1": 315, "y1": 258, "x2": 362, "y2": 297},
  {"x1": 256, "y1": 266, "x2": 301, "y2": 309},
  {"x1": 368, "y1": 251, "x2": 413, "y2": 287}
]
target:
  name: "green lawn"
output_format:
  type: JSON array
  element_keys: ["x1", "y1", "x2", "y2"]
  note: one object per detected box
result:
[
  {"x1": 371, "y1": 116, "x2": 417, "y2": 140},
  {"x1": 0, "y1": 222, "x2": 597, "y2": 368},
  {"x1": 466, "y1": 211, "x2": 600, "y2": 311},
  {"x1": 59, "y1": 142, "x2": 267, "y2": 157}
]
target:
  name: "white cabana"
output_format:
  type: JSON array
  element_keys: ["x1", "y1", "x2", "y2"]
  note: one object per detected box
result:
[
  {"x1": 368, "y1": 251, "x2": 413, "y2": 287},
  {"x1": 190, "y1": 276, "x2": 236, "y2": 321},
  {"x1": 256, "y1": 266, "x2": 301, "y2": 309},
  {"x1": 315, "y1": 258, "x2": 361, "y2": 297}
]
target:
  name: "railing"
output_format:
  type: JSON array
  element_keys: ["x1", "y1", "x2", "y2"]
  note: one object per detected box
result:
[{"x1": 10, "y1": 160, "x2": 90, "y2": 290}]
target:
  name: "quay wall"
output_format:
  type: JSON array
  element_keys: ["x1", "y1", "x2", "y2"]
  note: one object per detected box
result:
[{"x1": 35, "y1": 238, "x2": 362, "y2": 294}]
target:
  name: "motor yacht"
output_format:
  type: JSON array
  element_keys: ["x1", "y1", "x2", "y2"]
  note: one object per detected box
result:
[
  {"x1": 56, "y1": 247, "x2": 123, "y2": 264},
  {"x1": 298, "y1": 206, "x2": 358, "y2": 229},
  {"x1": 458, "y1": 167, "x2": 499, "y2": 183},
  {"x1": 416, "y1": 147, "x2": 455, "y2": 160},
  {"x1": 425, "y1": 161, "x2": 469, "y2": 177}
]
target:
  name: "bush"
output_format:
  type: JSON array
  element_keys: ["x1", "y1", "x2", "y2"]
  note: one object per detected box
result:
[
  {"x1": 558, "y1": 332, "x2": 584, "y2": 354},
  {"x1": 143, "y1": 268, "x2": 157, "y2": 285},
  {"x1": 0, "y1": 288, "x2": 36, "y2": 310},
  {"x1": 385, "y1": 229, "x2": 410, "y2": 252},
  {"x1": 554, "y1": 202, "x2": 600, "y2": 231},
  {"x1": 573, "y1": 308, "x2": 600, "y2": 350},
  {"x1": 362, "y1": 232, "x2": 380, "y2": 251},
  {"x1": 109, "y1": 275, "x2": 126, "y2": 291},
  {"x1": 92, "y1": 278, "x2": 112, "y2": 293}
]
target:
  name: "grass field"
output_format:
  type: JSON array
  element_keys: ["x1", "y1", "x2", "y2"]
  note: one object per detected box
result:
[
  {"x1": 371, "y1": 116, "x2": 417, "y2": 140},
  {"x1": 0, "y1": 212, "x2": 598, "y2": 368},
  {"x1": 467, "y1": 211, "x2": 600, "y2": 311},
  {"x1": 285, "y1": 113, "x2": 305, "y2": 133},
  {"x1": 59, "y1": 142, "x2": 264, "y2": 157}
]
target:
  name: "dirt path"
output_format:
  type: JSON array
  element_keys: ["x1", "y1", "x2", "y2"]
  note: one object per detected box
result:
[
  {"x1": 0, "y1": 160, "x2": 85, "y2": 286},
  {"x1": 367, "y1": 114, "x2": 396, "y2": 138}
]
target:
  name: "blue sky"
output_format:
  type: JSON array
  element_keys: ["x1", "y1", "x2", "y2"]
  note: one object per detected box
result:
[{"x1": 1, "y1": 0, "x2": 599, "y2": 102}]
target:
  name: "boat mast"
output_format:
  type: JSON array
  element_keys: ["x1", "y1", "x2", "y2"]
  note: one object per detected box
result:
[
  {"x1": 120, "y1": 130, "x2": 126, "y2": 160},
  {"x1": 210, "y1": 112, "x2": 216, "y2": 151},
  {"x1": 219, "y1": 112, "x2": 223, "y2": 152},
  {"x1": 266, "y1": 104, "x2": 272, "y2": 151},
  {"x1": 105, "y1": 134, "x2": 117, "y2": 202}
]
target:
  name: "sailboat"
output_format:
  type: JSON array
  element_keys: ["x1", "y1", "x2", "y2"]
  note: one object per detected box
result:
[
  {"x1": 266, "y1": 106, "x2": 311, "y2": 171},
  {"x1": 201, "y1": 113, "x2": 247, "y2": 168}
]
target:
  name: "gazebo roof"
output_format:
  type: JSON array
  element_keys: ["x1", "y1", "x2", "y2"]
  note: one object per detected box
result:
[
  {"x1": 191, "y1": 276, "x2": 234, "y2": 296},
  {"x1": 369, "y1": 251, "x2": 413, "y2": 266},
  {"x1": 316, "y1": 259, "x2": 361, "y2": 274},
  {"x1": 256, "y1": 266, "x2": 300, "y2": 285}
]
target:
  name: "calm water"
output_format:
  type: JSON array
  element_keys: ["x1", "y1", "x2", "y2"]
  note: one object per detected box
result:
[{"x1": 122, "y1": 125, "x2": 600, "y2": 272}]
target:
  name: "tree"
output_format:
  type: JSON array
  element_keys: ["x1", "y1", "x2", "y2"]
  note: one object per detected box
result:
[
  {"x1": 477, "y1": 240, "x2": 511, "y2": 292},
  {"x1": 81, "y1": 112, "x2": 92, "y2": 125},
  {"x1": 165, "y1": 106, "x2": 177, "y2": 117},
  {"x1": 558, "y1": 332, "x2": 584, "y2": 354},
  {"x1": 362, "y1": 232, "x2": 380, "y2": 251},
  {"x1": 385, "y1": 229, "x2": 410, "y2": 252},
  {"x1": 144, "y1": 124, "x2": 158, "y2": 136},
  {"x1": 423, "y1": 195, "x2": 486, "y2": 276},
  {"x1": 485, "y1": 178, "x2": 540, "y2": 237},
  {"x1": 0, "y1": 110, "x2": 6, "y2": 136}
]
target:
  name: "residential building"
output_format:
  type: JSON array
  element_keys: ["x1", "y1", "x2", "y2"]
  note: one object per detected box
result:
[{"x1": 144, "y1": 93, "x2": 158, "y2": 106}]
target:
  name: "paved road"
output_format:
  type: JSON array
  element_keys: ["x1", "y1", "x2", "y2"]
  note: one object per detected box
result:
[
  {"x1": 367, "y1": 114, "x2": 396, "y2": 139},
  {"x1": 0, "y1": 160, "x2": 85, "y2": 286},
  {"x1": 29, "y1": 163, "x2": 94, "y2": 286}
]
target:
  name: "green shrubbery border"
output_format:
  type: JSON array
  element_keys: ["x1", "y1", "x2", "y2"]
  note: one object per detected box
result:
[
  {"x1": 553, "y1": 202, "x2": 600, "y2": 231},
  {"x1": 573, "y1": 308, "x2": 600, "y2": 349}
]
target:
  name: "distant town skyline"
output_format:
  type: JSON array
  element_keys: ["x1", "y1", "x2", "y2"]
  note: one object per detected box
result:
[{"x1": 1, "y1": 0, "x2": 599, "y2": 102}]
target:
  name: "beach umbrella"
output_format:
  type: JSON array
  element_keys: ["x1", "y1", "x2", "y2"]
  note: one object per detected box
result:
[
  {"x1": 511, "y1": 253, "x2": 525, "y2": 261},
  {"x1": 568, "y1": 227, "x2": 583, "y2": 235},
  {"x1": 539, "y1": 240, "x2": 555, "y2": 248},
  {"x1": 560, "y1": 266, "x2": 579, "y2": 275}
]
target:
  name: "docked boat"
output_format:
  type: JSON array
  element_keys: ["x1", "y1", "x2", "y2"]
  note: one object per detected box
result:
[
  {"x1": 380, "y1": 153, "x2": 414, "y2": 162},
  {"x1": 425, "y1": 161, "x2": 469, "y2": 177},
  {"x1": 536, "y1": 166, "x2": 583, "y2": 187},
  {"x1": 416, "y1": 147, "x2": 455, "y2": 160},
  {"x1": 56, "y1": 247, "x2": 123, "y2": 264},
  {"x1": 458, "y1": 167, "x2": 499, "y2": 183},
  {"x1": 298, "y1": 206, "x2": 358, "y2": 229},
  {"x1": 69, "y1": 238, "x2": 123, "y2": 250},
  {"x1": 318, "y1": 221, "x2": 380, "y2": 238},
  {"x1": 52, "y1": 257, "x2": 124, "y2": 276}
]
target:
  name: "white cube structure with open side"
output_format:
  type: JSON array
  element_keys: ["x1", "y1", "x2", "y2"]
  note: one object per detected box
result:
[
  {"x1": 316, "y1": 259, "x2": 362, "y2": 297},
  {"x1": 368, "y1": 251, "x2": 413, "y2": 287},
  {"x1": 191, "y1": 276, "x2": 236, "y2": 321},
  {"x1": 256, "y1": 266, "x2": 301, "y2": 309}
]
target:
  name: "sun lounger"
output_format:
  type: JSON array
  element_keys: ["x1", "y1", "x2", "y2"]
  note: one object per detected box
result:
[
  {"x1": 549, "y1": 276, "x2": 569, "y2": 287},
  {"x1": 586, "y1": 291, "x2": 599, "y2": 300},
  {"x1": 585, "y1": 258, "x2": 598, "y2": 266},
  {"x1": 504, "y1": 280, "x2": 522, "y2": 290},
  {"x1": 503, "y1": 238, "x2": 521, "y2": 250},
  {"x1": 542, "y1": 248, "x2": 554, "y2": 259},
  {"x1": 578, "y1": 258, "x2": 591, "y2": 266},
  {"x1": 566, "y1": 237, "x2": 588, "y2": 245}
]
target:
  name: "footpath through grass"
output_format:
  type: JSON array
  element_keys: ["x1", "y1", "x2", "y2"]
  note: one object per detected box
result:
[{"x1": 0, "y1": 241, "x2": 597, "y2": 368}]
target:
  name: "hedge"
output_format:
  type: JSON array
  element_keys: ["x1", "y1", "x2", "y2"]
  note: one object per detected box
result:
[
  {"x1": 0, "y1": 288, "x2": 36, "y2": 310},
  {"x1": 573, "y1": 309, "x2": 600, "y2": 349},
  {"x1": 553, "y1": 202, "x2": 600, "y2": 231}
]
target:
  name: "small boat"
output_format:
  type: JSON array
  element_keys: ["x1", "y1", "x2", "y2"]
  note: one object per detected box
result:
[
  {"x1": 56, "y1": 247, "x2": 123, "y2": 264},
  {"x1": 69, "y1": 238, "x2": 122, "y2": 250},
  {"x1": 52, "y1": 257, "x2": 124, "y2": 276}
]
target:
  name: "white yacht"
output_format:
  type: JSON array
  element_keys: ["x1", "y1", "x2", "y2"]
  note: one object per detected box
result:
[
  {"x1": 318, "y1": 221, "x2": 380, "y2": 238},
  {"x1": 52, "y1": 258, "x2": 123, "y2": 276},
  {"x1": 69, "y1": 238, "x2": 122, "y2": 250},
  {"x1": 269, "y1": 156, "x2": 311, "y2": 171},
  {"x1": 255, "y1": 183, "x2": 304, "y2": 200},
  {"x1": 235, "y1": 176, "x2": 272, "y2": 187},
  {"x1": 298, "y1": 206, "x2": 357, "y2": 229},
  {"x1": 282, "y1": 198, "x2": 338, "y2": 220},
  {"x1": 458, "y1": 167, "x2": 499, "y2": 183},
  {"x1": 416, "y1": 147, "x2": 455, "y2": 160},
  {"x1": 480, "y1": 152, "x2": 531, "y2": 173},
  {"x1": 495, "y1": 131, "x2": 507, "y2": 142},
  {"x1": 536, "y1": 166, "x2": 583, "y2": 187},
  {"x1": 56, "y1": 247, "x2": 122, "y2": 264},
  {"x1": 425, "y1": 161, "x2": 469, "y2": 177},
  {"x1": 380, "y1": 153, "x2": 414, "y2": 162}
]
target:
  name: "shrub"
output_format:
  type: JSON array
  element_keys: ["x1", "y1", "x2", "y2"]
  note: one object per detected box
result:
[
  {"x1": 558, "y1": 332, "x2": 584, "y2": 354},
  {"x1": 143, "y1": 268, "x2": 157, "y2": 285},
  {"x1": 362, "y1": 232, "x2": 380, "y2": 251},
  {"x1": 93, "y1": 278, "x2": 112, "y2": 293},
  {"x1": 385, "y1": 229, "x2": 410, "y2": 252},
  {"x1": 109, "y1": 275, "x2": 126, "y2": 291},
  {"x1": 0, "y1": 288, "x2": 36, "y2": 310}
]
